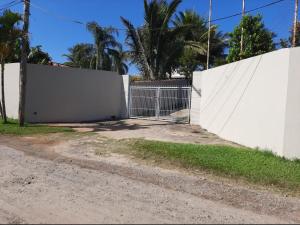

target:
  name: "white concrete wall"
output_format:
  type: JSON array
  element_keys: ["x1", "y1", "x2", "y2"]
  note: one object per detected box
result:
[
  {"x1": 191, "y1": 48, "x2": 300, "y2": 158},
  {"x1": 283, "y1": 48, "x2": 300, "y2": 158},
  {"x1": 25, "y1": 64, "x2": 129, "y2": 123},
  {"x1": 0, "y1": 63, "x2": 20, "y2": 119},
  {"x1": 120, "y1": 75, "x2": 129, "y2": 118}
]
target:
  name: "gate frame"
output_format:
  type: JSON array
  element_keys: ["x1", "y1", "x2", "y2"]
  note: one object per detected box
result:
[{"x1": 128, "y1": 85, "x2": 192, "y2": 123}]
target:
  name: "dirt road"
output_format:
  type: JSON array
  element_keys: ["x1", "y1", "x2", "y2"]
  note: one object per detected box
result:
[{"x1": 0, "y1": 133, "x2": 300, "y2": 224}]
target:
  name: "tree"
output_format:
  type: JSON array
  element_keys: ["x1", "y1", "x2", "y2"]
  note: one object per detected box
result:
[
  {"x1": 0, "y1": 10, "x2": 22, "y2": 123},
  {"x1": 63, "y1": 43, "x2": 96, "y2": 69},
  {"x1": 227, "y1": 14, "x2": 275, "y2": 63},
  {"x1": 121, "y1": 17, "x2": 154, "y2": 79},
  {"x1": 109, "y1": 46, "x2": 129, "y2": 75},
  {"x1": 28, "y1": 45, "x2": 52, "y2": 65},
  {"x1": 121, "y1": 0, "x2": 183, "y2": 80},
  {"x1": 87, "y1": 22, "x2": 120, "y2": 70},
  {"x1": 173, "y1": 10, "x2": 227, "y2": 78},
  {"x1": 279, "y1": 21, "x2": 300, "y2": 48}
]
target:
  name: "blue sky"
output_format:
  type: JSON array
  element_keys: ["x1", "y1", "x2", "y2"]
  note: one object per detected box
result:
[{"x1": 0, "y1": 0, "x2": 295, "y2": 74}]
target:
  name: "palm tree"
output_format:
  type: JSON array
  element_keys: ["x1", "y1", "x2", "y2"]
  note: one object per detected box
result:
[
  {"x1": 120, "y1": 18, "x2": 154, "y2": 79},
  {"x1": 121, "y1": 0, "x2": 183, "y2": 80},
  {"x1": 173, "y1": 10, "x2": 227, "y2": 76},
  {"x1": 109, "y1": 46, "x2": 129, "y2": 75},
  {"x1": 0, "y1": 10, "x2": 22, "y2": 123},
  {"x1": 28, "y1": 45, "x2": 52, "y2": 65},
  {"x1": 63, "y1": 43, "x2": 96, "y2": 69},
  {"x1": 86, "y1": 22, "x2": 120, "y2": 70}
]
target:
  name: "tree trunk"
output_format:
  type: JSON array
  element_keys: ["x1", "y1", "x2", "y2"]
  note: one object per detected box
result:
[
  {"x1": 96, "y1": 49, "x2": 99, "y2": 70},
  {"x1": 1, "y1": 61, "x2": 7, "y2": 123},
  {"x1": 0, "y1": 97, "x2": 2, "y2": 119},
  {"x1": 0, "y1": 65, "x2": 2, "y2": 119},
  {"x1": 136, "y1": 30, "x2": 154, "y2": 80},
  {"x1": 98, "y1": 46, "x2": 104, "y2": 70}
]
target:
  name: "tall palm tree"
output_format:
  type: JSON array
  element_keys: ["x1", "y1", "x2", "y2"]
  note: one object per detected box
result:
[
  {"x1": 121, "y1": 18, "x2": 154, "y2": 79},
  {"x1": 173, "y1": 10, "x2": 227, "y2": 76},
  {"x1": 0, "y1": 10, "x2": 22, "y2": 123},
  {"x1": 121, "y1": 0, "x2": 183, "y2": 80},
  {"x1": 86, "y1": 22, "x2": 120, "y2": 70}
]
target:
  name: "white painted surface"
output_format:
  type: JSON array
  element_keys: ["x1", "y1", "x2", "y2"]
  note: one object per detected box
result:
[
  {"x1": 191, "y1": 48, "x2": 300, "y2": 159},
  {"x1": 120, "y1": 75, "x2": 129, "y2": 118},
  {"x1": 25, "y1": 64, "x2": 129, "y2": 123},
  {"x1": 283, "y1": 48, "x2": 300, "y2": 159},
  {"x1": 0, "y1": 63, "x2": 20, "y2": 119}
]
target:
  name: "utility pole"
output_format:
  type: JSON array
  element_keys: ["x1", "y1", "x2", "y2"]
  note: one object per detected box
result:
[
  {"x1": 292, "y1": 0, "x2": 299, "y2": 47},
  {"x1": 207, "y1": 0, "x2": 212, "y2": 70},
  {"x1": 240, "y1": 0, "x2": 246, "y2": 56},
  {"x1": 19, "y1": 0, "x2": 30, "y2": 127}
]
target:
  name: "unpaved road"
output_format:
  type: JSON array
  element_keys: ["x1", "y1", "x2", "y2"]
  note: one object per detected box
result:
[{"x1": 0, "y1": 133, "x2": 300, "y2": 224}]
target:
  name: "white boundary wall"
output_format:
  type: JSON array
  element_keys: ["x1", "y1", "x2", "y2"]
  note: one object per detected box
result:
[
  {"x1": 191, "y1": 48, "x2": 300, "y2": 159},
  {"x1": 0, "y1": 63, "x2": 20, "y2": 119},
  {"x1": 1, "y1": 63, "x2": 129, "y2": 123}
]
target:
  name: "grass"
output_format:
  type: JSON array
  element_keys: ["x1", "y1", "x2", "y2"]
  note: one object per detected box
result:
[
  {"x1": 0, "y1": 119, "x2": 73, "y2": 135},
  {"x1": 123, "y1": 139, "x2": 300, "y2": 192}
]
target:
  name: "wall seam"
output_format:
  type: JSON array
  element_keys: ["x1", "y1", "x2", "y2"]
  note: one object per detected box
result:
[{"x1": 281, "y1": 49, "x2": 292, "y2": 157}]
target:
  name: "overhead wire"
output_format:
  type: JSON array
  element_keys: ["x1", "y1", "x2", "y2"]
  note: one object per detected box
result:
[
  {"x1": 0, "y1": 0, "x2": 19, "y2": 8},
  {"x1": 26, "y1": 0, "x2": 84, "y2": 25},
  {"x1": 25, "y1": 0, "x2": 287, "y2": 31},
  {"x1": 210, "y1": 0, "x2": 286, "y2": 24},
  {"x1": 0, "y1": 0, "x2": 22, "y2": 11}
]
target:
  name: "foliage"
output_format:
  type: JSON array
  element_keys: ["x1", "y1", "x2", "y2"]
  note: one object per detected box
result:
[
  {"x1": 87, "y1": 21, "x2": 121, "y2": 71},
  {"x1": 227, "y1": 14, "x2": 275, "y2": 63},
  {"x1": 122, "y1": 139, "x2": 300, "y2": 192},
  {"x1": 0, "y1": 10, "x2": 22, "y2": 64},
  {"x1": 0, "y1": 118, "x2": 73, "y2": 135},
  {"x1": 28, "y1": 45, "x2": 52, "y2": 65},
  {"x1": 63, "y1": 42, "x2": 128, "y2": 75},
  {"x1": 0, "y1": 10, "x2": 22, "y2": 62},
  {"x1": 279, "y1": 21, "x2": 300, "y2": 48},
  {"x1": 121, "y1": 0, "x2": 184, "y2": 80},
  {"x1": 0, "y1": 10, "x2": 22, "y2": 123},
  {"x1": 63, "y1": 43, "x2": 96, "y2": 69},
  {"x1": 173, "y1": 10, "x2": 227, "y2": 77},
  {"x1": 64, "y1": 23, "x2": 128, "y2": 75},
  {"x1": 108, "y1": 46, "x2": 129, "y2": 75},
  {"x1": 122, "y1": 1, "x2": 227, "y2": 79}
]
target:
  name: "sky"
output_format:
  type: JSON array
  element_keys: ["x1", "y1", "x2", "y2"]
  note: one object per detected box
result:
[{"x1": 0, "y1": 0, "x2": 295, "y2": 74}]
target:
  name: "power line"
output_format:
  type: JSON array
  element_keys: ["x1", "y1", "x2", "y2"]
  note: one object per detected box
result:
[
  {"x1": 26, "y1": 0, "x2": 84, "y2": 25},
  {"x1": 26, "y1": 0, "x2": 287, "y2": 31},
  {"x1": 210, "y1": 0, "x2": 286, "y2": 24},
  {"x1": 0, "y1": 0, "x2": 22, "y2": 11},
  {"x1": 0, "y1": 0, "x2": 19, "y2": 8}
]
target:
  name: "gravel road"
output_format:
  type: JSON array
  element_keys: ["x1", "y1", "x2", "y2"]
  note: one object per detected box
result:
[{"x1": 0, "y1": 138, "x2": 299, "y2": 224}]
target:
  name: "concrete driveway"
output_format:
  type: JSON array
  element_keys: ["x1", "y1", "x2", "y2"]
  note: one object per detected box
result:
[{"x1": 49, "y1": 119, "x2": 240, "y2": 146}]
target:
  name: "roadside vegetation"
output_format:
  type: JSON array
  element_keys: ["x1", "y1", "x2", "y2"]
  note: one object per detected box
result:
[
  {"x1": 96, "y1": 138, "x2": 300, "y2": 193},
  {"x1": 0, "y1": 119, "x2": 73, "y2": 135}
]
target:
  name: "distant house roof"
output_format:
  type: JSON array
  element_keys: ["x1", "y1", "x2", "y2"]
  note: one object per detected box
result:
[
  {"x1": 49, "y1": 62, "x2": 69, "y2": 67},
  {"x1": 171, "y1": 71, "x2": 186, "y2": 79}
]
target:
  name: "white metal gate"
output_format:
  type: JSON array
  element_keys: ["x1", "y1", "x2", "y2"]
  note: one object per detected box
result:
[{"x1": 129, "y1": 86, "x2": 192, "y2": 123}]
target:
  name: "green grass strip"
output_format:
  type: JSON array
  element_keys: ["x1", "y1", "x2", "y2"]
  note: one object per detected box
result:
[
  {"x1": 0, "y1": 119, "x2": 73, "y2": 135},
  {"x1": 131, "y1": 140, "x2": 300, "y2": 191}
]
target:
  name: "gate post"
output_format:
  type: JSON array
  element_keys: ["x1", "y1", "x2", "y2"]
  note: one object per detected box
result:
[{"x1": 155, "y1": 87, "x2": 160, "y2": 119}]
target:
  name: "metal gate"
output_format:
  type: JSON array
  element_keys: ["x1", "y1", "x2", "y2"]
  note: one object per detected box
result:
[{"x1": 129, "y1": 86, "x2": 192, "y2": 123}]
